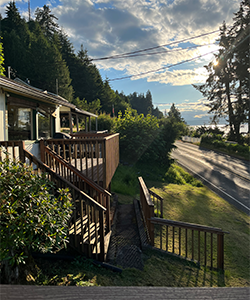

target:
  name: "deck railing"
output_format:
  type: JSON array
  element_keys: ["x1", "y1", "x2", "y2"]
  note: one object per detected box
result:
[
  {"x1": 42, "y1": 132, "x2": 119, "y2": 189},
  {"x1": 138, "y1": 176, "x2": 228, "y2": 270},
  {"x1": 0, "y1": 141, "x2": 24, "y2": 162},
  {"x1": 149, "y1": 189, "x2": 163, "y2": 218},
  {"x1": 43, "y1": 145, "x2": 111, "y2": 232},
  {"x1": 0, "y1": 141, "x2": 108, "y2": 261},
  {"x1": 23, "y1": 149, "x2": 107, "y2": 261},
  {"x1": 138, "y1": 177, "x2": 155, "y2": 244},
  {"x1": 151, "y1": 218, "x2": 228, "y2": 270}
]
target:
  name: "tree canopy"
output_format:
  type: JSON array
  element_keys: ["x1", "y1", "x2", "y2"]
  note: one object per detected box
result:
[
  {"x1": 193, "y1": 0, "x2": 250, "y2": 141},
  {"x1": 1, "y1": 2, "x2": 163, "y2": 118}
]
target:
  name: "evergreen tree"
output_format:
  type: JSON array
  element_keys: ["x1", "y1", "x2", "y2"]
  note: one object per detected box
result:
[
  {"x1": 0, "y1": 38, "x2": 5, "y2": 76},
  {"x1": 35, "y1": 5, "x2": 59, "y2": 38},
  {"x1": 193, "y1": 2, "x2": 250, "y2": 141}
]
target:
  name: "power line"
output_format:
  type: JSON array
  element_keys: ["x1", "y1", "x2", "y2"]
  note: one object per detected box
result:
[
  {"x1": 90, "y1": 29, "x2": 220, "y2": 61},
  {"x1": 108, "y1": 49, "x2": 218, "y2": 82},
  {"x1": 93, "y1": 42, "x2": 217, "y2": 60}
]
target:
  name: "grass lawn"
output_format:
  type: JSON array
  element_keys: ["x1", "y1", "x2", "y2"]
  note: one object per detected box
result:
[
  {"x1": 34, "y1": 163, "x2": 249, "y2": 287},
  {"x1": 148, "y1": 182, "x2": 250, "y2": 287}
]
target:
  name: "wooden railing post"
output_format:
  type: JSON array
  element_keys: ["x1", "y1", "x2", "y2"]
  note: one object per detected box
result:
[
  {"x1": 19, "y1": 141, "x2": 25, "y2": 163},
  {"x1": 149, "y1": 206, "x2": 154, "y2": 246},
  {"x1": 40, "y1": 139, "x2": 45, "y2": 163},
  {"x1": 217, "y1": 233, "x2": 224, "y2": 270},
  {"x1": 138, "y1": 177, "x2": 155, "y2": 246},
  {"x1": 106, "y1": 195, "x2": 111, "y2": 232},
  {"x1": 99, "y1": 210, "x2": 105, "y2": 262}
]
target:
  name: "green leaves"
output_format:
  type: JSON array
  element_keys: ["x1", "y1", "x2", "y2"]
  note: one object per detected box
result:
[{"x1": 0, "y1": 158, "x2": 73, "y2": 267}]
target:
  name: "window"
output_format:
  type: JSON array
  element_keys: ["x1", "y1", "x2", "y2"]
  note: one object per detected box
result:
[
  {"x1": 8, "y1": 106, "x2": 31, "y2": 141},
  {"x1": 38, "y1": 111, "x2": 51, "y2": 139}
]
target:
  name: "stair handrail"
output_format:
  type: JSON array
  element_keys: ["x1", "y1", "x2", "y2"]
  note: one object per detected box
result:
[
  {"x1": 23, "y1": 149, "x2": 106, "y2": 212},
  {"x1": 43, "y1": 145, "x2": 111, "y2": 197}
]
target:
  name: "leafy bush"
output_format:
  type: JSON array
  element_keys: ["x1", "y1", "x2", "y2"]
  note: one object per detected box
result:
[
  {"x1": 114, "y1": 108, "x2": 178, "y2": 166},
  {"x1": 92, "y1": 113, "x2": 115, "y2": 132},
  {"x1": 114, "y1": 108, "x2": 160, "y2": 163},
  {"x1": 0, "y1": 157, "x2": 73, "y2": 269},
  {"x1": 164, "y1": 164, "x2": 203, "y2": 187}
]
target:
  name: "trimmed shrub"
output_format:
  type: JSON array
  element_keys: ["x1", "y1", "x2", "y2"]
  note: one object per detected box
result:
[{"x1": 0, "y1": 157, "x2": 73, "y2": 283}]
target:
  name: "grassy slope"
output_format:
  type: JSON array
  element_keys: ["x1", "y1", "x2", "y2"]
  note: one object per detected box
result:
[
  {"x1": 35, "y1": 163, "x2": 249, "y2": 287},
  {"x1": 149, "y1": 183, "x2": 250, "y2": 287}
]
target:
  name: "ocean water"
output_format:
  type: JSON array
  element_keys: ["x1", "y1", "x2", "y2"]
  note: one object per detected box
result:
[{"x1": 189, "y1": 124, "x2": 249, "y2": 134}]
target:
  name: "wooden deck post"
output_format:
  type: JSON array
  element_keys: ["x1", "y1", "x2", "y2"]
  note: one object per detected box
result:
[
  {"x1": 106, "y1": 195, "x2": 111, "y2": 232},
  {"x1": 99, "y1": 210, "x2": 105, "y2": 262},
  {"x1": 40, "y1": 139, "x2": 45, "y2": 163},
  {"x1": 217, "y1": 233, "x2": 224, "y2": 270},
  {"x1": 19, "y1": 141, "x2": 25, "y2": 163}
]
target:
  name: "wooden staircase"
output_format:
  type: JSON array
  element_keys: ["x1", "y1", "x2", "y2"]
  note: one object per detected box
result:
[
  {"x1": 0, "y1": 140, "x2": 117, "y2": 262},
  {"x1": 42, "y1": 144, "x2": 113, "y2": 260}
]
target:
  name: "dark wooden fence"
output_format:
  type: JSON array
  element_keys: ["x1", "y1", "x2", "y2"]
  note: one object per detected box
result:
[{"x1": 138, "y1": 176, "x2": 228, "y2": 270}]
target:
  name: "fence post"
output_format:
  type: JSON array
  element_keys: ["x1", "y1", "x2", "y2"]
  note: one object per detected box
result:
[
  {"x1": 40, "y1": 139, "x2": 45, "y2": 163},
  {"x1": 149, "y1": 206, "x2": 155, "y2": 246},
  {"x1": 19, "y1": 141, "x2": 25, "y2": 163},
  {"x1": 217, "y1": 233, "x2": 224, "y2": 270},
  {"x1": 99, "y1": 210, "x2": 105, "y2": 262}
]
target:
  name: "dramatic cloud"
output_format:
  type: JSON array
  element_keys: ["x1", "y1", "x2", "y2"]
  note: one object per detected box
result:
[{"x1": 0, "y1": 0, "x2": 241, "y2": 125}]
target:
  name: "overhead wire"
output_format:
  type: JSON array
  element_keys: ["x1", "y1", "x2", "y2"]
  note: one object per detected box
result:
[
  {"x1": 108, "y1": 49, "x2": 218, "y2": 82},
  {"x1": 90, "y1": 29, "x2": 220, "y2": 61},
  {"x1": 92, "y1": 42, "x2": 218, "y2": 60}
]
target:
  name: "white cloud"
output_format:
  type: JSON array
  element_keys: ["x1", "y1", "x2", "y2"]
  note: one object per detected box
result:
[
  {"x1": 147, "y1": 67, "x2": 209, "y2": 86},
  {"x1": 0, "y1": 0, "x2": 241, "y2": 88}
]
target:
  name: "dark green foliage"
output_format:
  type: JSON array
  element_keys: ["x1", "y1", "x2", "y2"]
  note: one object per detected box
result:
[
  {"x1": 35, "y1": 5, "x2": 59, "y2": 38},
  {"x1": 190, "y1": 125, "x2": 224, "y2": 138},
  {"x1": 0, "y1": 38, "x2": 5, "y2": 75},
  {"x1": 114, "y1": 108, "x2": 178, "y2": 166},
  {"x1": 114, "y1": 108, "x2": 160, "y2": 163},
  {"x1": 0, "y1": 157, "x2": 73, "y2": 268},
  {"x1": 94, "y1": 113, "x2": 115, "y2": 132},
  {"x1": 201, "y1": 135, "x2": 250, "y2": 159},
  {"x1": 129, "y1": 90, "x2": 163, "y2": 118},
  {"x1": 193, "y1": 1, "x2": 250, "y2": 141}
]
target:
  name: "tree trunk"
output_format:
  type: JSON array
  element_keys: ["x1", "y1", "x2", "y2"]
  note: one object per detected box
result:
[{"x1": 225, "y1": 69, "x2": 235, "y2": 140}]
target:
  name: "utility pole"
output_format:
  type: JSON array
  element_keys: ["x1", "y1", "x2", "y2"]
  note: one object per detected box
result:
[{"x1": 28, "y1": 0, "x2": 31, "y2": 21}]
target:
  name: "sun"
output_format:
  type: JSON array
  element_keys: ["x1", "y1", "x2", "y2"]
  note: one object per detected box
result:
[{"x1": 213, "y1": 59, "x2": 219, "y2": 66}]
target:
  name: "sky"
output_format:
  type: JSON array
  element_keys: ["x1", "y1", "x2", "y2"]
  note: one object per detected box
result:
[{"x1": 0, "y1": 0, "x2": 242, "y2": 125}]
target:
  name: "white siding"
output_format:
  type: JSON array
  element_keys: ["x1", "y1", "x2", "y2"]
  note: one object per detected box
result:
[{"x1": 0, "y1": 90, "x2": 6, "y2": 141}]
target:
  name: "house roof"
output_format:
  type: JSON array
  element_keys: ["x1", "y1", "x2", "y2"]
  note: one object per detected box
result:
[{"x1": 0, "y1": 76, "x2": 97, "y2": 118}]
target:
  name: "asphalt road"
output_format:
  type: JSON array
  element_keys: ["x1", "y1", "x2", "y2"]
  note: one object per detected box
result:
[{"x1": 171, "y1": 141, "x2": 250, "y2": 215}]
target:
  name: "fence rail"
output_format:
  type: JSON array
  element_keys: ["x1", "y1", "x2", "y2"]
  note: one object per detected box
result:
[
  {"x1": 138, "y1": 176, "x2": 228, "y2": 270},
  {"x1": 149, "y1": 189, "x2": 163, "y2": 218},
  {"x1": 43, "y1": 145, "x2": 111, "y2": 232},
  {"x1": 23, "y1": 149, "x2": 107, "y2": 261},
  {"x1": 0, "y1": 141, "x2": 24, "y2": 162},
  {"x1": 151, "y1": 217, "x2": 228, "y2": 270},
  {"x1": 42, "y1": 132, "x2": 119, "y2": 189}
]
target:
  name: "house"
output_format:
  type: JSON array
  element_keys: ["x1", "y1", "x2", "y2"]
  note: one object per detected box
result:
[
  {"x1": 0, "y1": 75, "x2": 99, "y2": 158},
  {"x1": 0, "y1": 75, "x2": 119, "y2": 261}
]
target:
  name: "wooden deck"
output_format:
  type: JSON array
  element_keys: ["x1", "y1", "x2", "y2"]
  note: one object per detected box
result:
[
  {"x1": 70, "y1": 158, "x2": 104, "y2": 185},
  {"x1": 1, "y1": 286, "x2": 249, "y2": 300}
]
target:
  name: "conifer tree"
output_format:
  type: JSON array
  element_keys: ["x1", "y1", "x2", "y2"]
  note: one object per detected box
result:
[{"x1": 193, "y1": 1, "x2": 250, "y2": 140}]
